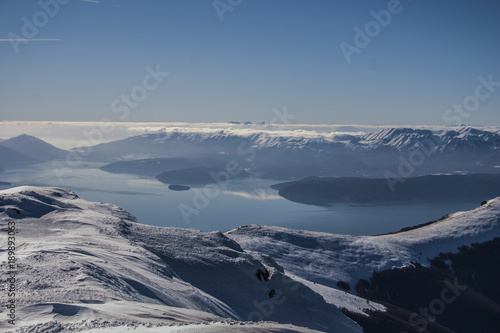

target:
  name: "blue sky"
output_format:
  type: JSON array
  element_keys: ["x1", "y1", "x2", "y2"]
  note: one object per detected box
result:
[{"x1": 1, "y1": 0, "x2": 499, "y2": 125}]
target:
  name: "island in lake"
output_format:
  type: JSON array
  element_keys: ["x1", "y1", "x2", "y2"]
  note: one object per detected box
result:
[{"x1": 168, "y1": 184, "x2": 191, "y2": 191}]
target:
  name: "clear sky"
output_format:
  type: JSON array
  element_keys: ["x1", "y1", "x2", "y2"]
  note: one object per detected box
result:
[{"x1": 1, "y1": 0, "x2": 499, "y2": 125}]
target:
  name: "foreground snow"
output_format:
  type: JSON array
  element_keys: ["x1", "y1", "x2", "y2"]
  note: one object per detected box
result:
[
  {"x1": 227, "y1": 198, "x2": 500, "y2": 289},
  {"x1": 0, "y1": 186, "x2": 361, "y2": 332},
  {"x1": 80, "y1": 321, "x2": 325, "y2": 332},
  {"x1": 1, "y1": 186, "x2": 499, "y2": 332}
]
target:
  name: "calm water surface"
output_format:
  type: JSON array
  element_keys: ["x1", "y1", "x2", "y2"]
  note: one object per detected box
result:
[{"x1": 0, "y1": 163, "x2": 482, "y2": 235}]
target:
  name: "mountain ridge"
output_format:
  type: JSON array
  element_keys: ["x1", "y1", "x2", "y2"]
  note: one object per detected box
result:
[
  {"x1": 87, "y1": 126, "x2": 500, "y2": 179},
  {"x1": 0, "y1": 186, "x2": 362, "y2": 333}
]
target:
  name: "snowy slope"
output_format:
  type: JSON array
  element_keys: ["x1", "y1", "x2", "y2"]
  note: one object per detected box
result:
[
  {"x1": 227, "y1": 198, "x2": 500, "y2": 292},
  {"x1": 0, "y1": 187, "x2": 361, "y2": 333},
  {"x1": 2, "y1": 186, "x2": 499, "y2": 332}
]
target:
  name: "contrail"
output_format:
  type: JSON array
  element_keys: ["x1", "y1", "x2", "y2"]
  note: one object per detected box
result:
[{"x1": 0, "y1": 39, "x2": 62, "y2": 41}]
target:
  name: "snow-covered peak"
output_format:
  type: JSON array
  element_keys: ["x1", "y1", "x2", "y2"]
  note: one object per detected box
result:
[{"x1": 0, "y1": 186, "x2": 362, "y2": 333}]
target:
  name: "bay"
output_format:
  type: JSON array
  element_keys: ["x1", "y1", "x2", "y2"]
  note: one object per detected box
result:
[{"x1": 0, "y1": 162, "x2": 482, "y2": 235}]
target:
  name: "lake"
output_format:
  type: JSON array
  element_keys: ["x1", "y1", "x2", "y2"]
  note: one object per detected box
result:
[{"x1": 0, "y1": 162, "x2": 483, "y2": 235}]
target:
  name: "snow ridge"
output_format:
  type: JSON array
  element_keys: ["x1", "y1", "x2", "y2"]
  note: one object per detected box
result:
[
  {"x1": 227, "y1": 198, "x2": 500, "y2": 291},
  {"x1": 0, "y1": 187, "x2": 362, "y2": 333}
]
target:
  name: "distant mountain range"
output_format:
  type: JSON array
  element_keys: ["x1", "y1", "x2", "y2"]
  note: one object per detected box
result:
[
  {"x1": 1, "y1": 186, "x2": 499, "y2": 332},
  {"x1": 85, "y1": 126, "x2": 500, "y2": 179},
  {"x1": 80, "y1": 126, "x2": 500, "y2": 157},
  {"x1": 2, "y1": 127, "x2": 499, "y2": 181}
]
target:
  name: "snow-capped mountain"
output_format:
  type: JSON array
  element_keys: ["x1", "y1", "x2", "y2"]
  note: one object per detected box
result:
[
  {"x1": 2, "y1": 126, "x2": 498, "y2": 178},
  {"x1": 357, "y1": 126, "x2": 500, "y2": 152},
  {"x1": 81, "y1": 126, "x2": 500, "y2": 155},
  {"x1": 0, "y1": 187, "x2": 361, "y2": 333},
  {"x1": 1, "y1": 186, "x2": 500, "y2": 332},
  {"x1": 83, "y1": 126, "x2": 500, "y2": 179}
]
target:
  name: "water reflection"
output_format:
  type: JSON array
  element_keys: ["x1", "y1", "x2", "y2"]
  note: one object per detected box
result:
[{"x1": 223, "y1": 188, "x2": 282, "y2": 201}]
